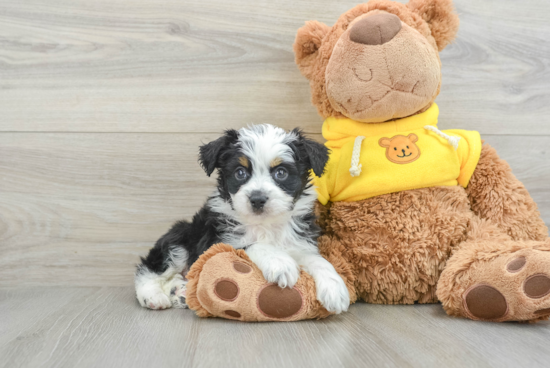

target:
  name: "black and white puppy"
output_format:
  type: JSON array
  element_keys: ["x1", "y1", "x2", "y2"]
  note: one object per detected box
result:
[{"x1": 135, "y1": 124, "x2": 350, "y2": 314}]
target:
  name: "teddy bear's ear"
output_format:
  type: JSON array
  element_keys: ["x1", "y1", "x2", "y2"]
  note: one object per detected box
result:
[
  {"x1": 379, "y1": 138, "x2": 392, "y2": 148},
  {"x1": 408, "y1": 133, "x2": 419, "y2": 143},
  {"x1": 293, "y1": 21, "x2": 330, "y2": 79},
  {"x1": 407, "y1": 0, "x2": 460, "y2": 51}
]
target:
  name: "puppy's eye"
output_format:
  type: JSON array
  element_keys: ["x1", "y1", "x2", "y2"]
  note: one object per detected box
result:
[
  {"x1": 273, "y1": 167, "x2": 288, "y2": 181},
  {"x1": 234, "y1": 167, "x2": 248, "y2": 181}
]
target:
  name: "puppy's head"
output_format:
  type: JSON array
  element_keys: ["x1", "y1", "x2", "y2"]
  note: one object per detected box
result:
[{"x1": 199, "y1": 125, "x2": 329, "y2": 222}]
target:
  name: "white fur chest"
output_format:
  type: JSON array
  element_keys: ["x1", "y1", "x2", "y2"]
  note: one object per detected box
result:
[{"x1": 222, "y1": 219, "x2": 308, "y2": 252}]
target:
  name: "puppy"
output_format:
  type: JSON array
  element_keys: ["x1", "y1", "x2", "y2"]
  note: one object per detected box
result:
[{"x1": 135, "y1": 124, "x2": 350, "y2": 314}]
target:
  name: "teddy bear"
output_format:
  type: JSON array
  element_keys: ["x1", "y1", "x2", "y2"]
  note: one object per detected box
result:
[{"x1": 184, "y1": 0, "x2": 550, "y2": 322}]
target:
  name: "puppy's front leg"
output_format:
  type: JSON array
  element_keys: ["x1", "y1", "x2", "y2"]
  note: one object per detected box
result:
[
  {"x1": 246, "y1": 244, "x2": 300, "y2": 288},
  {"x1": 294, "y1": 252, "x2": 350, "y2": 314}
]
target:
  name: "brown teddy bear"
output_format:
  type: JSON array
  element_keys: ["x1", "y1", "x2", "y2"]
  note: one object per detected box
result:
[{"x1": 185, "y1": 0, "x2": 550, "y2": 322}]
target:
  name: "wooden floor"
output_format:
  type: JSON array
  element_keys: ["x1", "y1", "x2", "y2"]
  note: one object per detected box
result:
[
  {"x1": 1, "y1": 0, "x2": 550, "y2": 366},
  {"x1": 2, "y1": 287, "x2": 550, "y2": 368}
]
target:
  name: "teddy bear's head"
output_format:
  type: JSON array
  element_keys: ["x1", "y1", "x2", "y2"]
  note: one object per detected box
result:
[{"x1": 293, "y1": 0, "x2": 459, "y2": 123}]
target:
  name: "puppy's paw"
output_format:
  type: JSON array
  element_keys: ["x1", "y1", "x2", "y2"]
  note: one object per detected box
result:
[
  {"x1": 165, "y1": 275, "x2": 188, "y2": 309},
  {"x1": 138, "y1": 290, "x2": 172, "y2": 310},
  {"x1": 315, "y1": 275, "x2": 350, "y2": 314},
  {"x1": 260, "y1": 256, "x2": 300, "y2": 289},
  {"x1": 136, "y1": 272, "x2": 179, "y2": 310}
]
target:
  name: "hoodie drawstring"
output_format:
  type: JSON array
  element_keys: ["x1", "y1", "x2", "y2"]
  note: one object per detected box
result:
[
  {"x1": 349, "y1": 136, "x2": 365, "y2": 177},
  {"x1": 424, "y1": 126, "x2": 460, "y2": 149}
]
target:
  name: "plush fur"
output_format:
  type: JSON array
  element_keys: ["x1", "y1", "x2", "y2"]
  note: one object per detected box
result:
[
  {"x1": 135, "y1": 124, "x2": 350, "y2": 314},
  {"x1": 185, "y1": 0, "x2": 550, "y2": 323},
  {"x1": 324, "y1": 12, "x2": 442, "y2": 122},
  {"x1": 186, "y1": 243, "x2": 332, "y2": 321},
  {"x1": 293, "y1": 0, "x2": 458, "y2": 121},
  {"x1": 290, "y1": 0, "x2": 550, "y2": 322}
]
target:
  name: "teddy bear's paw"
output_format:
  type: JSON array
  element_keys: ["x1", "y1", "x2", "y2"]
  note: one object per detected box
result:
[
  {"x1": 193, "y1": 251, "x2": 325, "y2": 321},
  {"x1": 461, "y1": 248, "x2": 550, "y2": 322}
]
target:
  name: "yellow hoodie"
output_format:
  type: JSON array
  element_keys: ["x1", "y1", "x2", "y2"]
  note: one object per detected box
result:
[{"x1": 314, "y1": 104, "x2": 482, "y2": 205}]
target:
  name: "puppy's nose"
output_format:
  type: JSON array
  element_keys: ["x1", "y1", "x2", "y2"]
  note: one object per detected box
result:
[
  {"x1": 349, "y1": 13, "x2": 402, "y2": 45},
  {"x1": 249, "y1": 191, "x2": 268, "y2": 211}
]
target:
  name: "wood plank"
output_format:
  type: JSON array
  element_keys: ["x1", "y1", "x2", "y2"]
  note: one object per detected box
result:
[
  {"x1": 1, "y1": 1, "x2": 549, "y2": 365},
  {"x1": 0, "y1": 0, "x2": 549, "y2": 134},
  {"x1": 0, "y1": 132, "x2": 218, "y2": 287},
  {"x1": 349, "y1": 301, "x2": 550, "y2": 368},
  {"x1": 440, "y1": 0, "x2": 550, "y2": 135},
  {"x1": 0, "y1": 133, "x2": 548, "y2": 287},
  {"x1": 1, "y1": 287, "x2": 550, "y2": 368}
]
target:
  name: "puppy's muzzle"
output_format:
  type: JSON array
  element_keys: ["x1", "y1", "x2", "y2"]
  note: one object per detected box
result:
[{"x1": 249, "y1": 191, "x2": 268, "y2": 213}]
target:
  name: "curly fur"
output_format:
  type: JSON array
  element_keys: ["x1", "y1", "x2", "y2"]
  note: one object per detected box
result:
[
  {"x1": 314, "y1": 145, "x2": 550, "y2": 322},
  {"x1": 407, "y1": 0, "x2": 460, "y2": 50},
  {"x1": 185, "y1": 0, "x2": 549, "y2": 323},
  {"x1": 318, "y1": 186, "x2": 472, "y2": 304},
  {"x1": 465, "y1": 143, "x2": 548, "y2": 242},
  {"x1": 291, "y1": 1, "x2": 550, "y2": 322},
  {"x1": 186, "y1": 144, "x2": 550, "y2": 322}
]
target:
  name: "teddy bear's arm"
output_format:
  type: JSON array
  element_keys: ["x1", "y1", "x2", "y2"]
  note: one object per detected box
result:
[{"x1": 465, "y1": 143, "x2": 548, "y2": 241}]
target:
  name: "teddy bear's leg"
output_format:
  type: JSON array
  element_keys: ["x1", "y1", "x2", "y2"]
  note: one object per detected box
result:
[
  {"x1": 316, "y1": 233, "x2": 359, "y2": 305},
  {"x1": 437, "y1": 217, "x2": 550, "y2": 322},
  {"x1": 314, "y1": 201, "x2": 359, "y2": 305},
  {"x1": 437, "y1": 142, "x2": 550, "y2": 322},
  {"x1": 185, "y1": 243, "x2": 332, "y2": 321},
  {"x1": 465, "y1": 143, "x2": 548, "y2": 241}
]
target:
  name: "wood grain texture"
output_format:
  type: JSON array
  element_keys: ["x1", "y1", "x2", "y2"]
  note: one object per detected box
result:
[
  {"x1": 1, "y1": 0, "x2": 550, "y2": 365},
  {"x1": 1, "y1": 287, "x2": 550, "y2": 368},
  {"x1": 0, "y1": 133, "x2": 549, "y2": 286},
  {"x1": 0, "y1": 0, "x2": 549, "y2": 134}
]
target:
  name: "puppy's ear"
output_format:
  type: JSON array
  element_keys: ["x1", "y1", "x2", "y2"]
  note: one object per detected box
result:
[
  {"x1": 407, "y1": 0, "x2": 459, "y2": 51},
  {"x1": 198, "y1": 129, "x2": 239, "y2": 177},
  {"x1": 292, "y1": 128, "x2": 330, "y2": 178},
  {"x1": 293, "y1": 21, "x2": 330, "y2": 79}
]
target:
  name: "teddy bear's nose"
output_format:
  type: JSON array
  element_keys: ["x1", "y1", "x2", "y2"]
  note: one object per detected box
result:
[{"x1": 349, "y1": 13, "x2": 402, "y2": 45}]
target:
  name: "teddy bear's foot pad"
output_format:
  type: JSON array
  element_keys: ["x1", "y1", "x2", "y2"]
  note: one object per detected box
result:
[
  {"x1": 257, "y1": 285, "x2": 303, "y2": 319},
  {"x1": 187, "y1": 245, "x2": 330, "y2": 321},
  {"x1": 462, "y1": 249, "x2": 550, "y2": 322},
  {"x1": 201, "y1": 255, "x2": 308, "y2": 321},
  {"x1": 210, "y1": 275, "x2": 303, "y2": 319},
  {"x1": 463, "y1": 285, "x2": 508, "y2": 320}
]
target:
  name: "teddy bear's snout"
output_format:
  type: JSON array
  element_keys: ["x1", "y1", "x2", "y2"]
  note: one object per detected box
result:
[{"x1": 350, "y1": 13, "x2": 402, "y2": 46}]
